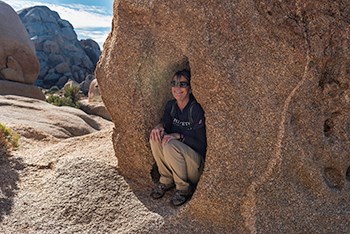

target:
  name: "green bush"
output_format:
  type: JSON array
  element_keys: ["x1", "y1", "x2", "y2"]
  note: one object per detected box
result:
[
  {"x1": 46, "y1": 95, "x2": 80, "y2": 108},
  {"x1": 0, "y1": 123, "x2": 20, "y2": 150},
  {"x1": 46, "y1": 85, "x2": 81, "y2": 108},
  {"x1": 64, "y1": 85, "x2": 80, "y2": 100}
]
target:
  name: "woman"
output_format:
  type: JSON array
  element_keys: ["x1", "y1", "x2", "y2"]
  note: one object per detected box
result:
[{"x1": 149, "y1": 69, "x2": 207, "y2": 206}]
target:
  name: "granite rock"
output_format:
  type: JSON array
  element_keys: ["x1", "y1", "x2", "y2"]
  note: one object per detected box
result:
[
  {"x1": 0, "y1": 95, "x2": 104, "y2": 139},
  {"x1": 0, "y1": 102, "x2": 161, "y2": 233},
  {"x1": 0, "y1": 80, "x2": 45, "y2": 101},
  {"x1": 0, "y1": 1, "x2": 39, "y2": 84},
  {"x1": 79, "y1": 99, "x2": 112, "y2": 121},
  {"x1": 88, "y1": 78, "x2": 101, "y2": 102},
  {"x1": 79, "y1": 39, "x2": 101, "y2": 65},
  {"x1": 96, "y1": 0, "x2": 350, "y2": 232},
  {"x1": 80, "y1": 74, "x2": 95, "y2": 95}
]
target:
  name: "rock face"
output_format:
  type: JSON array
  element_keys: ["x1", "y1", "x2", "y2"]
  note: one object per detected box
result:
[
  {"x1": 80, "y1": 74, "x2": 95, "y2": 95},
  {"x1": 18, "y1": 6, "x2": 101, "y2": 89},
  {"x1": 0, "y1": 95, "x2": 109, "y2": 139},
  {"x1": 79, "y1": 99, "x2": 112, "y2": 121},
  {"x1": 0, "y1": 80, "x2": 45, "y2": 100},
  {"x1": 79, "y1": 39, "x2": 101, "y2": 66},
  {"x1": 0, "y1": 1, "x2": 40, "y2": 84},
  {"x1": 0, "y1": 95, "x2": 162, "y2": 233},
  {"x1": 88, "y1": 78, "x2": 101, "y2": 102},
  {"x1": 96, "y1": 0, "x2": 350, "y2": 232}
]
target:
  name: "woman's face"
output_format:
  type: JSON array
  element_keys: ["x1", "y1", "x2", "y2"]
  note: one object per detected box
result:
[{"x1": 171, "y1": 75, "x2": 191, "y2": 103}]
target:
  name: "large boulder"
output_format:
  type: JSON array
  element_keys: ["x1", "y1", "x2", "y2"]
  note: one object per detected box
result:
[
  {"x1": 0, "y1": 1, "x2": 39, "y2": 84},
  {"x1": 79, "y1": 99, "x2": 112, "y2": 121},
  {"x1": 0, "y1": 95, "x2": 110, "y2": 139},
  {"x1": 18, "y1": 6, "x2": 101, "y2": 89},
  {"x1": 96, "y1": 0, "x2": 350, "y2": 232},
  {"x1": 0, "y1": 80, "x2": 45, "y2": 100}
]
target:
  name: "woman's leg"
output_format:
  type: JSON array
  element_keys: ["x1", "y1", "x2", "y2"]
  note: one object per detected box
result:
[
  {"x1": 163, "y1": 140, "x2": 203, "y2": 192},
  {"x1": 150, "y1": 139, "x2": 174, "y2": 185}
]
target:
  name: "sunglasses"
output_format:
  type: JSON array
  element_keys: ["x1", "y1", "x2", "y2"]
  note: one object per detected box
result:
[{"x1": 170, "y1": 80, "x2": 190, "y2": 88}]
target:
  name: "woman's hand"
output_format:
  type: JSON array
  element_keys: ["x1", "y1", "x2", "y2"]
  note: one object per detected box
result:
[{"x1": 150, "y1": 124, "x2": 165, "y2": 143}]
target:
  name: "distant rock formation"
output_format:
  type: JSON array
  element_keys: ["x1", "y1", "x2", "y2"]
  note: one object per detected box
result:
[
  {"x1": 80, "y1": 39, "x2": 101, "y2": 66},
  {"x1": 79, "y1": 74, "x2": 95, "y2": 95},
  {"x1": 96, "y1": 0, "x2": 350, "y2": 232},
  {"x1": 88, "y1": 79, "x2": 101, "y2": 102},
  {"x1": 18, "y1": 6, "x2": 101, "y2": 89},
  {"x1": 79, "y1": 99, "x2": 112, "y2": 121},
  {"x1": 0, "y1": 1, "x2": 43, "y2": 100}
]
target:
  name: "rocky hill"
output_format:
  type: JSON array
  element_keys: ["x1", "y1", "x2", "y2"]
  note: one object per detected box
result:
[
  {"x1": 18, "y1": 6, "x2": 101, "y2": 89},
  {"x1": 96, "y1": 0, "x2": 350, "y2": 232}
]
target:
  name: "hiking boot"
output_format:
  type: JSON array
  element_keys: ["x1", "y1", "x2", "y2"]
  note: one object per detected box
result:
[
  {"x1": 171, "y1": 189, "x2": 192, "y2": 206},
  {"x1": 150, "y1": 183, "x2": 175, "y2": 199}
]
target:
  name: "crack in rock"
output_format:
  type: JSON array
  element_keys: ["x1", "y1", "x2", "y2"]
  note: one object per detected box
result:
[
  {"x1": 26, "y1": 162, "x2": 55, "y2": 170},
  {"x1": 240, "y1": 1, "x2": 312, "y2": 233}
]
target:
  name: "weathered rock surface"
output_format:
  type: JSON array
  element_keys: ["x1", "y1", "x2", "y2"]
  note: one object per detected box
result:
[
  {"x1": 0, "y1": 95, "x2": 164, "y2": 232},
  {"x1": 0, "y1": 95, "x2": 110, "y2": 139},
  {"x1": 87, "y1": 78, "x2": 101, "y2": 102},
  {"x1": 0, "y1": 1, "x2": 39, "y2": 84},
  {"x1": 79, "y1": 99, "x2": 112, "y2": 121},
  {"x1": 18, "y1": 6, "x2": 101, "y2": 89},
  {"x1": 0, "y1": 80, "x2": 45, "y2": 101},
  {"x1": 96, "y1": 0, "x2": 350, "y2": 232},
  {"x1": 0, "y1": 133, "x2": 163, "y2": 233}
]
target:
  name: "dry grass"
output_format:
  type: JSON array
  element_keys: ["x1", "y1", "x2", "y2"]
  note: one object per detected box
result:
[{"x1": 0, "y1": 123, "x2": 20, "y2": 152}]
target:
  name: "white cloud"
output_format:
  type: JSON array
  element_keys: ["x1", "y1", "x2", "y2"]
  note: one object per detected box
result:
[
  {"x1": 76, "y1": 27, "x2": 111, "y2": 49},
  {"x1": 44, "y1": 4, "x2": 112, "y2": 28},
  {"x1": 2, "y1": 0, "x2": 112, "y2": 47}
]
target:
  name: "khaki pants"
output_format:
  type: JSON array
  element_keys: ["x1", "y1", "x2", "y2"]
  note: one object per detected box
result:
[{"x1": 150, "y1": 139, "x2": 203, "y2": 191}]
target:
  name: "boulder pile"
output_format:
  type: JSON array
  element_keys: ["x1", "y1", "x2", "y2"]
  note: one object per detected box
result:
[
  {"x1": 96, "y1": 0, "x2": 350, "y2": 232},
  {"x1": 18, "y1": 6, "x2": 101, "y2": 89}
]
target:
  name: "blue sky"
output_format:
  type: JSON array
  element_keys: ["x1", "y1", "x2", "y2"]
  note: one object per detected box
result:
[{"x1": 2, "y1": 0, "x2": 113, "y2": 49}]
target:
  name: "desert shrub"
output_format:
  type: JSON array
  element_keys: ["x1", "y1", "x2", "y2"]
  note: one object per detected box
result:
[
  {"x1": 46, "y1": 95, "x2": 78, "y2": 108},
  {"x1": 64, "y1": 85, "x2": 80, "y2": 101},
  {"x1": 46, "y1": 85, "x2": 81, "y2": 108},
  {"x1": 0, "y1": 123, "x2": 20, "y2": 151}
]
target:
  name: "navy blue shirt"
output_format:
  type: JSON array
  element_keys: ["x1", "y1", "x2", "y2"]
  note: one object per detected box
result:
[{"x1": 162, "y1": 96, "x2": 207, "y2": 159}]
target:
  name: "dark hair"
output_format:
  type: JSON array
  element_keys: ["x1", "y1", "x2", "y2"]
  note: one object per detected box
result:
[{"x1": 173, "y1": 69, "x2": 191, "y2": 84}]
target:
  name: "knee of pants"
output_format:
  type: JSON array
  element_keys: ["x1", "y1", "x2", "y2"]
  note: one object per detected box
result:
[
  {"x1": 162, "y1": 141, "x2": 178, "y2": 156},
  {"x1": 163, "y1": 141, "x2": 184, "y2": 164}
]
